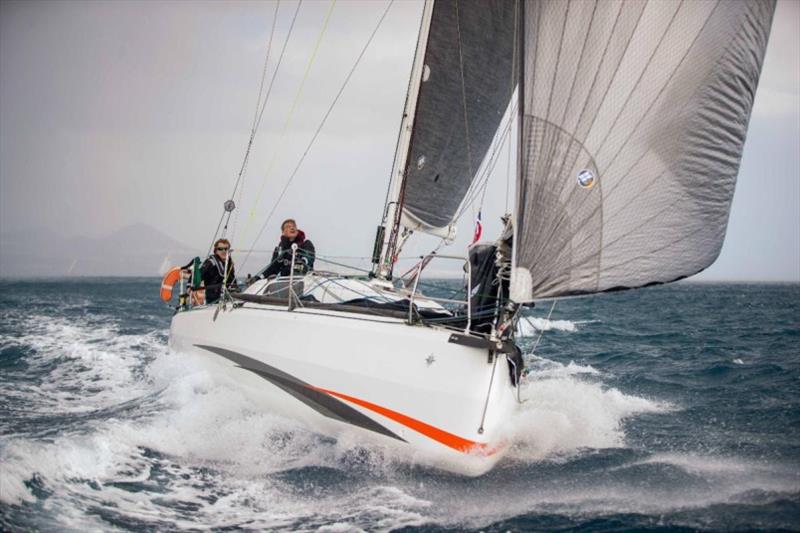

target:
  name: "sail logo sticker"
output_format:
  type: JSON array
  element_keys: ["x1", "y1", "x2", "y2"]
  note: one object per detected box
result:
[{"x1": 577, "y1": 169, "x2": 595, "y2": 189}]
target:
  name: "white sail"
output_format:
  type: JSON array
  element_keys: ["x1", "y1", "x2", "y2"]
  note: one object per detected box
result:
[{"x1": 511, "y1": 0, "x2": 776, "y2": 301}]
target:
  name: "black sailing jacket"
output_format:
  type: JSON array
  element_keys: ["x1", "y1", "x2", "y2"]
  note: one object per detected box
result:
[
  {"x1": 262, "y1": 231, "x2": 315, "y2": 278},
  {"x1": 200, "y1": 254, "x2": 238, "y2": 304}
]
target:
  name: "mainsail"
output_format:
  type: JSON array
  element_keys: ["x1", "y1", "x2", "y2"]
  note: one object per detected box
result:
[
  {"x1": 511, "y1": 0, "x2": 776, "y2": 301},
  {"x1": 398, "y1": 0, "x2": 517, "y2": 236}
]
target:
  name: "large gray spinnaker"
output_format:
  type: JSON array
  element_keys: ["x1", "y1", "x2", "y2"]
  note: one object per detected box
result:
[
  {"x1": 400, "y1": 0, "x2": 517, "y2": 235},
  {"x1": 511, "y1": 0, "x2": 775, "y2": 301}
]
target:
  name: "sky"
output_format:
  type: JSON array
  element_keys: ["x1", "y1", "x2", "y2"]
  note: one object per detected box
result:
[{"x1": 0, "y1": 0, "x2": 798, "y2": 281}]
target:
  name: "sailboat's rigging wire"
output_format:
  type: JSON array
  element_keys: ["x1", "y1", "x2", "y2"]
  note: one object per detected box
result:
[
  {"x1": 451, "y1": 1, "x2": 520, "y2": 231},
  {"x1": 230, "y1": 0, "x2": 283, "y2": 240},
  {"x1": 459, "y1": 109, "x2": 515, "y2": 217},
  {"x1": 504, "y1": 2, "x2": 518, "y2": 216},
  {"x1": 250, "y1": 1, "x2": 282, "y2": 135},
  {"x1": 238, "y1": 0, "x2": 336, "y2": 247},
  {"x1": 241, "y1": 0, "x2": 396, "y2": 272},
  {"x1": 505, "y1": 124, "x2": 512, "y2": 213},
  {"x1": 452, "y1": 101, "x2": 517, "y2": 224},
  {"x1": 208, "y1": 0, "x2": 300, "y2": 252},
  {"x1": 475, "y1": 4, "x2": 518, "y2": 219},
  {"x1": 527, "y1": 299, "x2": 557, "y2": 357},
  {"x1": 462, "y1": 126, "x2": 510, "y2": 216},
  {"x1": 454, "y1": 1, "x2": 474, "y2": 182},
  {"x1": 234, "y1": 0, "x2": 302, "y2": 202},
  {"x1": 208, "y1": 212, "x2": 227, "y2": 254}
]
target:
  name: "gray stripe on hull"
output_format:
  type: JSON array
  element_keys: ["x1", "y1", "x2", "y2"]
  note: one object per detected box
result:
[{"x1": 194, "y1": 344, "x2": 405, "y2": 442}]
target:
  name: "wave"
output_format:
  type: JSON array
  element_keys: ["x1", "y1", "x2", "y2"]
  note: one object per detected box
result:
[
  {"x1": 2, "y1": 305, "x2": 796, "y2": 531},
  {"x1": 504, "y1": 358, "x2": 673, "y2": 463},
  {"x1": 526, "y1": 356, "x2": 602, "y2": 378},
  {"x1": 515, "y1": 316, "x2": 597, "y2": 336},
  {"x1": 0, "y1": 313, "x2": 163, "y2": 414},
  {"x1": 0, "y1": 311, "x2": 434, "y2": 530}
]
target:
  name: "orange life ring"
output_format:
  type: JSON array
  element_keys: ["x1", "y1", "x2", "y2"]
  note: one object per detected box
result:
[{"x1": 160, "y1": 266, "x2": 182, "y2": 302}]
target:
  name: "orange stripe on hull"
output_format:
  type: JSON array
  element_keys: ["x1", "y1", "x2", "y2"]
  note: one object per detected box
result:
[{"x1": 310, "y1": 386, "x2": 501, "y2": 456}]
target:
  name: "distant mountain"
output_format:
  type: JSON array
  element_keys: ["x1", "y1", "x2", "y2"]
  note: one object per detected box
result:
[{"x1": 0, "y1": 224, "x2": 199, "y2": 277}]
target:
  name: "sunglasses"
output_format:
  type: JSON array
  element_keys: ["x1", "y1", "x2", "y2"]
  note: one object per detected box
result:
[{"x1": 216, "y1": 247, "x2": 230, "y2": 252}]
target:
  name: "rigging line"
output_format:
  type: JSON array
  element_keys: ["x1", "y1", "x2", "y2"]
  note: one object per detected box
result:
[
  {"x1": 476, "y1": 91, "x2": 517, "y2": 213},
  {"x1": 475, "y1": 126, "x2": 511, "y2": 213},
  {"x1": 207, "y1": 211, "x2": 227, "y2": 255},
  {"x1": 505, "y1": 2, "x2": 519, "y2": 215},
  {"x1": 248, "y1": 0, "x2": 304, "y2": 155},
  {"x1": 241, "y1": 0, "x2": 396, "y2": 272},
  {"x1": 231, "y1": 0, "x2": 282, "y2": 239},
  {"x1": 229, "y1": 0, "x2": 298, "y2": 208},
  {"x1": 457, "y1": 101, "x2": 518, "y2": 215},
  {"x1": 527, "y1": 299, "x2": 556, "y2": 357},
  {"x1": 505, "y1": 122, "x2": 511, "y2": 213},
  {"x1": 454, "y1": 0, "x2": 474, "y2": 180},
  {"x1": 239, "y1": 0, "x2": 334, "y2": 245},
  {"x1": 211, "y1": 0, "x2": 299, "y2": 251},
  {"x1": 454, "y1": 128, "x2": 510, "y2": 223},
  {"x1": 452, "y1": 102, "x2": 517, "y2": 223},
  {"x1": 251, "y1": 1, "x2": 281, "y2": 134}
]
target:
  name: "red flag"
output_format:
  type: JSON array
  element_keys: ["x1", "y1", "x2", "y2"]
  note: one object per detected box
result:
[{"x1": 471, "y1": 211, "x2": 483, "y2": 244}]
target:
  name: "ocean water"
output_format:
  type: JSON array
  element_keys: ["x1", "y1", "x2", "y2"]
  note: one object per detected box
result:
[{"x1": 1, "y1": 278, "x2": 798, "y2": 531}]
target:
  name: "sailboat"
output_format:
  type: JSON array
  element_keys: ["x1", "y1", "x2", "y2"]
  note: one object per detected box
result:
[{"x1": 168, "y1": 0, "x2": 775, "y2": 476}]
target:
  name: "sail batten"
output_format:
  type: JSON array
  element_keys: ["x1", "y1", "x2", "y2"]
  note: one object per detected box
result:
[{"x1": 512, "y1": 0, "x2": 775, "y2": 302}]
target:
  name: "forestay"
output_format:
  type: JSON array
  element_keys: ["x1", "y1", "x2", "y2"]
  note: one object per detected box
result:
[
  {"x1": 511, "y1": 0, "x2": 775, "y2": 301},
  {"x1": 400, "y1": 0, "x2": 517, "y2": 235}
]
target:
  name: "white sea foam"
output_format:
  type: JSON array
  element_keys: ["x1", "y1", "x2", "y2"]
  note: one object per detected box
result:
[
  {"x1": 526, "y1": 356, "x2": 602, "y2": 378},
  {"x1": 1, "y1": 313, "x2": 163, "y2": 413},
  {"x1": 506, "y1": 362, "x2": 673, "y2": 462},
  {"x1": 2, "y1": 311, "x2": 797, "y2": 531},
  {"x1": 516, "y1": 317, "x2": 581, "y2": 336},
  {"x1": 0, "y1": 328, "x2": 433, "y2": 530}
]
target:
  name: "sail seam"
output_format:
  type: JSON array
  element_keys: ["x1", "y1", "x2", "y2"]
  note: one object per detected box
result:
[
  {"x1": 518, "y1": 1, "x2": 650, "y2": 292},
  {"x1": 532, "y1": 0, "x2": 724, "y2": 271}
]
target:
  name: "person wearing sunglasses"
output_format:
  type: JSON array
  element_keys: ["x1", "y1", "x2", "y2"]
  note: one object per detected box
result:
[{"x1": 199, "y1": 238, "x2": 239, "y2": 304}]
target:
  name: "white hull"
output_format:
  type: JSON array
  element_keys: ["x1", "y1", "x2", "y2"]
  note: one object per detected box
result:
[{"x1": 169, "y1": 296, "x2": 519, "y2": 476}]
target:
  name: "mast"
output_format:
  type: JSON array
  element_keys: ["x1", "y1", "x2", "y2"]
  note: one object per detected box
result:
[{"x1": 373, "y1": 0, "x2": 435, "y2": 280}]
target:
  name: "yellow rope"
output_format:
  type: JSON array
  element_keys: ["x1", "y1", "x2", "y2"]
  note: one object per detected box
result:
[{"x1": 240, "y1": 0, "x2": 337, "y2": 243}]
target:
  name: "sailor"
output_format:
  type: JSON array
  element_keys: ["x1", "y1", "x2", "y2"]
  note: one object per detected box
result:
[
  {"x1": 261, "y1": 219, "x2": 315, "y2": 278},
  {"x1": 200, "y1": 238, "x2": 238, "y2": 304}
]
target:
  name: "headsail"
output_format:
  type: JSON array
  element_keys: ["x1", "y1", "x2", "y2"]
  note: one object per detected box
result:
[
  {"x1": 511, "y1": 0, "x2": 775, "y2": 301},
  {"x1": 399, "y1": 0, "x2": 517, "y2": 236}
]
